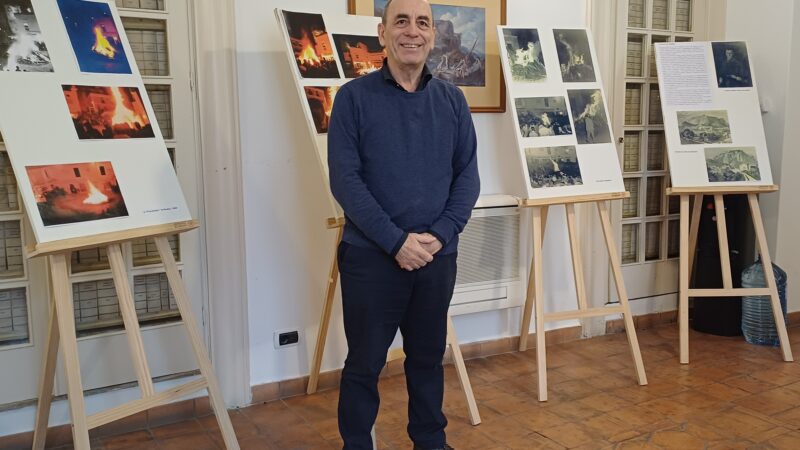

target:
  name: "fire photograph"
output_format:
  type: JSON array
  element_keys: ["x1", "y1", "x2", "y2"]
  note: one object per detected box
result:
[
  {"x1": 283, "y1": 10, "x2": 340, "y2": 79},
  {"x1": 58, "y1": 0, "x2": 132, "y2": 74},
  {"x1": 568, "y1": 89, "x2": 612, "y2": 144},
  {"x1": 0, "y1": 0, "x2": 52, "y2": 72},
  {"x1": 26, "y1": 161, "x2": 129, "y2": 226},
  {"x1": 554, "y1": 29, "x2": 596, "y2": 83},
  {"x1": 332, "y1": 34, "x2": 384, "y2": 78},
  {"x1": 503, "y1": 28, "x2": 546, "y2": 82},
  {"x1": 63, "y1": 85, "x2": 156, "y2": 139},
  {"x1": 515, "y1": 96, "x2": 573, "y2": 138},
  {"x1": 525, "y1": 146, "x2": 583, "y2": 188},
  {"x1": 304, "y1": 86, "x2": 338, "y2": 134}
]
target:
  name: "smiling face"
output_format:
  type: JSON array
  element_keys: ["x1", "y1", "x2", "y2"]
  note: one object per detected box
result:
[{"x1": 378, "y1": 0, "x2": 435, "y2": 72}]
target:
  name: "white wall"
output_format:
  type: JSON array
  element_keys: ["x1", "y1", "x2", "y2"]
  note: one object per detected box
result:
[{"x1": 236, "y1": 0, "x2": 587, "y2": 386}]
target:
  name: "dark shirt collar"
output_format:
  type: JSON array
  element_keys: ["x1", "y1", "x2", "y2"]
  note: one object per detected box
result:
[{"x1": 381, "y1": 58, "x2": 433, "y2": 92}]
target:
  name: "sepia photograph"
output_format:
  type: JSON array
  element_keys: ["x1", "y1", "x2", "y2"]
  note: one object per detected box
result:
[
  {"x1": 63, "y1": 85, "x2": 156, "y2": 139},
  {"x1": 567, "y1": 89, "x2": 611, "y2": 144},
  {"x1": 58, "y1": 0, "x2": 132, "y2": 74},
  {"x1": 503, "y1": 28, "x2": 546, "y2": 82},
  {"x1": 304, "y1": 86, "x2": 338, "y2": 134},
  {"x1": 515, "y1": 96, "x2": 572, "y2": 137},
  {"x1": 712, "y1": 41, "x2": 752, "y2": 88},
  {"x1": 554, "y1": 29, "x2": 596, "y2": 82},
  {"x1": 525, "y1": 146, "x2": 583, "y2": 188},
  {"x1": 677, "y1": 110, "x2": 732, "y2": 145},
  {"x1": 26, "y1": 162, "x2": 129, "y2": 226},
  {"x1": 0, "y1": 0, "x2": 52, "y2": 72},
  {"x1": 705, "y1": 147, "x2": 760, "y2": 182},
  {"x1": 332, "y1": 34, "x2": 384, "y2": 78},
  {"x1": 283, "y1": 10, "x2": 341, "y2": 79}
]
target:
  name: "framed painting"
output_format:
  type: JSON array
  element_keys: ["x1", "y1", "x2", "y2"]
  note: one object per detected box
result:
[{"x1": 348, "y1": 0, "x2": 506, "y2": 112}]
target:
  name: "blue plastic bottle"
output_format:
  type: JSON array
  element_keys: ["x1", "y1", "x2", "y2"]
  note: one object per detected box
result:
[{"x1": 741, "y1": 257, "x2": 788, "y2": 346}]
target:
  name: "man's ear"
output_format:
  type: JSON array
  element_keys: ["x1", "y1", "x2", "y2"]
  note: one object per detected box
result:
[{"x1": 378, "y1": 22, "x2": 386, "y2": 47}]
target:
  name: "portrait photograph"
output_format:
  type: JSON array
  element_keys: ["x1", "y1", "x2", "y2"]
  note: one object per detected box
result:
[
  {"x1": 515, "y1": 96, "x2": 572, "y2": 138},
  {"x1": 712, "y1": 41, "x2": 752, "y2": 88},
  {"x1": 554, "y1": 29, "x2": 596, "y2": 83},
  {"x1": 677, "y1": 110, "x2": 732, "y2": 145},
  {"x1": 503, "y1": 28, "x2": 546, "y2": 82},
  {"x1": 58, "y1": 0, "x2": 132, "y2": 74},
  {"x1": 567, "y1": 89, "x2": 611, "y2": 144},
  {"x1": 63, "y1": 85, "x2": 156, "y2": 140},
  {"x1": 282, "y1": 10, "x2": 341, "y2": 79},
  {"x1": 304, "y1": 86, "x2": 338, "y2": 134},
  {"x1": 26, "y1": 162, "x2": 129, "y2": 226},
  {"x1": 705, "y1": 147, "x2": 761, "y2": 182},
  {"x1": 0, "y1": 0, "x2": 53, "y2": 72},
  {"x1": 332, "y1": 34, "x2": 384, "y2": 79},
  {"x1": 525, "y1": 146, "x2": 583, "y2": 188}
]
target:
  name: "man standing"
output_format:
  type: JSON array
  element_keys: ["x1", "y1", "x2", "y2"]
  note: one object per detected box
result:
[{"x1": 328, "y1": 0, "x2": 479, "y2": 448}]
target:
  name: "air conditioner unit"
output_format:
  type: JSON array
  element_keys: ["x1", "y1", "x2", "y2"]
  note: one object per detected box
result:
[{"x1": 450, "y1": 195, "x2": 525, "y2": 316}]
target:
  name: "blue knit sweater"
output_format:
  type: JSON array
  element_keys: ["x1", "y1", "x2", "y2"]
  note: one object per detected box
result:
[{"x1": 328, "y1": 65, "x2": 480, "y2": 257}]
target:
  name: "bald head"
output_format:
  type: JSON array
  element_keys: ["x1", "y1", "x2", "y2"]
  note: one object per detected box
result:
[{"x1": 381, "y1": 0, "x2": 433, "y2": 25}]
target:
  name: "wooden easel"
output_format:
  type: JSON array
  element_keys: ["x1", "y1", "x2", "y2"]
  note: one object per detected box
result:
[
  {"x1": 517, "y1": 192, "x2": 648, "y2": 401},
  {"x1": 306, "y1": 217, "x2": 481, "y2": 426},
  {"x1": 668, "y1": 185, "x2": 793, "y2": 364},
  {"x1": 30, "y1": 222, "x2": 240, "y2": 450}
]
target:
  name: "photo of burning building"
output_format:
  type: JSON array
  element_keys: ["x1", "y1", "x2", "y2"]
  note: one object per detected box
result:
[
  {"x1": 26, "y1": 162, "x2": 129, "y2": 226},
  {"x1": 58, "y1": 0, "x2": 132, "y2": 74},
  {"x1": 0, "y1": 0, "x2": 52, "y2": 72},
  {"x1": 332, "y1": 34, "x2": 384, "y2": 78},
  {"x1": 63, "y1": 85, "x2": 155, "y2": 139},
  {"x1": 283, "y1": 10, "x2": 340, "y2": 79},
  {"x1": 304, "y1": 86, "x2": 338, "y2": 134}
]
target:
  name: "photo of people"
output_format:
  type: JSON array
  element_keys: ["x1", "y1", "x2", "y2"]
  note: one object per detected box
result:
[
  {"x1": 503, "y1": 28, "x2": 546, "y2": 82},
  {"x1": 282, "y1": 11, "x2": 340, "y2": 79},
  {"x1": 554, "y1": 29, "x2": 596, "y2": 83},
  {"x1": 0, "y1": 0, "x2": 52, "y2": 72},
  {"x1": 63, "y1": 85, "x2": 156, "y2": 139},
  {"x1": 525, "y1": 146, "x2": 583, "y2": 188},
  {"x1": 705, "y1": 147, "x2": 760, "y2": 182},
  {"x1": 515, "y1": 97, "x2": 573, "y2": 138},
  {"x1": 712, "y1": 41, "x2": 752, "y2": 88},
  {"x1": 677, "y1": 110, "x2": 732, "y2": 145},
  {"x1": 304, "y1": 86, "x2": 338, "y2": 134},
  {"x1": 567, "y1": 89, "x2": 611, "y2": 144},
  {"x1": 26, "y1": 162, "x2": 129, "y2": 226},
  {"x1": 332, "y1": 34, "x2": 384, "y2": 78},
  {"x1": 58, "y1": 0, "x2": 132, "y2": 74}
]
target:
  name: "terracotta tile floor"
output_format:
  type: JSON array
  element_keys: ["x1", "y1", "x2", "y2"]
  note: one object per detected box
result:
[{"x1": 52, "y1": 324, "x2": 800, "y2": 449}]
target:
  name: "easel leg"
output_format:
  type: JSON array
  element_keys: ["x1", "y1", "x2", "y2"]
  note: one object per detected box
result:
[
  {"x1": 519, "y1": 206, "x2": 547, "y2": 352},
  {"x1": 713, "y1": 195, "x2": 734, "y2": 289},
  {"x1": 679, "y1": 195, "x2": 690, "y2": 364},
  {"x1": 447, "y1": 315, "x2": 480, "y2": 425},
  {"x1": 32, "y1": 294, "x2": 60, "y2": 450},
  {"x1": 532, "y1": 207, "x2": 548, "y2": 401},
  {"x1": 598, "y1": 202, "x2": 647, "y2": 385},
  {"x1": 308, "y1": 226, "x2": 344, "y2": 394},
  {"x1": 748, "y1": 194, "x2": 794, "y2": 362},
  {"x1": 49, "y1": 254, "x2": 91, "y2": 449},
  {"x1": 154, "y1": 237, "x2": 240, "y2": 450},
  {"x1": 687, "y1": 194, "x2": 703, "y2": 277},
  {"x1": 565, "y1": 204, "x2": 588, "y2": 311}
]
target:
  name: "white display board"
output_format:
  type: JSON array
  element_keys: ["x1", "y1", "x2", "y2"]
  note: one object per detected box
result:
[
  {"x1": 655, "y1": 41, "x2": 773, "y2": 188},
  {"x1": 0, "y1": 0, "x2": 191, "y2": 245},
  {"x1": 497, "y1": 26, "x2": 624, "y2": 200},
  {"x1": 275, "y1": 8, "x2": 384, "y2": 218}
]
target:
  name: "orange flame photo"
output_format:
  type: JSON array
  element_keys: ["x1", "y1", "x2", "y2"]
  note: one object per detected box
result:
[
  {"x1": 304, "y1": 86, "x2": 339, "y2": 134},
  {"x1": 58, "y1": 0, "x2": 131, "y2": 74},
  {"x1": 283, "y1": 11, "x2": 340, "y2": 79},
  {"x1": 63, "y1": 85, "x2": 155, "y2": 139},
  {"x1": 332, "y1": 34, "x2": 385, "y2": 79}
]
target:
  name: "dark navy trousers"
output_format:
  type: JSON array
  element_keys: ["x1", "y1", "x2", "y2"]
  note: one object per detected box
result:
[{"x1": 337, "y1": 241, "x2": 457, "y2": 450}]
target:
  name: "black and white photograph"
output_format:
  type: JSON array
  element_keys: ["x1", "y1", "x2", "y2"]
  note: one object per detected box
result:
[
  {"x1": 515, "y1": 97, "x2": 572, "y2": 137},
  {"x1": 503, "y1": 28, "x2": 546, "y2": 82},
  {"x1": 677, "y1": 110, "x2": 732, "y2": 145},
  {"x1": 712, "y1": 41, "x2": 753, "y2": 88},
  {"x1": 525, "y1": 146, "x2": 583, "y2": 188},
  {"x1": 705, "y1": 147, "x2": 761, "y2": 182},
  {"x1": 554, "y1": 29, "x2": 596, "y2": 82},
  {"x1": 567, "y1": 89, "x2": 611, "y2": 144},
  {"x1": 0, "y1": 0, "x2": 53, "y2": 72}
]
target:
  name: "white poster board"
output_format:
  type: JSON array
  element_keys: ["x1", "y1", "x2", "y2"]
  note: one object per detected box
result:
[
  {"x1": 497, "y1": 25, "x2": 624, "y2": 200},
  {"x1": 655, "y1": 41, "x2": 773, "y2": 188},
  {"x1": 275, "y1": 8, "x2": 384, "y2": 218},
  {"x1": 0, "y1": 0, "x2": 191, "y2": 245}
]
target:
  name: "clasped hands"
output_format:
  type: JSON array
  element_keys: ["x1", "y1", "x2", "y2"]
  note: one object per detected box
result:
[{"x1": 395, "y1": 232, "x2": 442, "y2": 271}]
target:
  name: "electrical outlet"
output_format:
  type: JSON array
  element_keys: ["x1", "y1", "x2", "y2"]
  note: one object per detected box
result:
[{"x1": 274, "y1": 329, "x2": 300, "y2": 349}]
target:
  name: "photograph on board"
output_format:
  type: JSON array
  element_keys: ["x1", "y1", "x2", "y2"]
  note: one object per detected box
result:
[
  {"x1": 515, "y1": 97, "x2": 572, "y2": 137},
  {"x1": 282, "y1": 10, "x2": 340, "y2": 79},
  {"x1": 63, "y1": 85, "x2": 156, "y2": 139},
  {"x1": 304, "y1": 86, "x2": 338, "y2": 134},
  {"x1": 58, "y1": 0, "x2": 132, "y2": 74},
  {"x1": 0, "y1": 0, "x2": 53, "y2": 72},
  {"x1": 712, "y1": 41, "x2": 752, "y2": 88},
  {"x1": 677, "y1": 110, "x2": 732, "y2": 145},
  {"x1": 503, "y1": 28, "x2": 546, "y2": 82},
  {"x1": 554, "y1": 29, "x2": 595, "y2": 82},
  {"x1": 332, "y1": 34, "x2": 384, "y2": 78},
  {"x1": 525, "y1": 146, "x2": 583, "y2": 188},
  {"x1": 568, "y1": 89, "x2": 611, "y2": 144},
  {"x1": 705, "y1": 147, "x2": 760, "y2": 182}
]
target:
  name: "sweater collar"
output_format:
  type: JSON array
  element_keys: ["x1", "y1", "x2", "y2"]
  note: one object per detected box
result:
[{"x1": 380, "y1": 58, "x2": 433, "y2": 92}]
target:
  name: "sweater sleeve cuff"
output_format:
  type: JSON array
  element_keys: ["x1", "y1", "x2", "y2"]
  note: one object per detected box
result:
[
  {"x1": 427, "y1": 229, "x2": 447, "y2": 248},
  {"x1": 389, "y1": 232, "x2": 408, "y2": 258}
]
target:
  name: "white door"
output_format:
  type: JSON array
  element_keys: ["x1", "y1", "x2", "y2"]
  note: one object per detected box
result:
[{"x1": 0, "y1": 0, "x2": 206, "y2": 405}]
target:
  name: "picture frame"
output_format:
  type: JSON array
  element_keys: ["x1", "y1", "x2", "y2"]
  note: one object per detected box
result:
[{"x1": 348, "y1": 0, "x2": 507, "y2": 113}]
